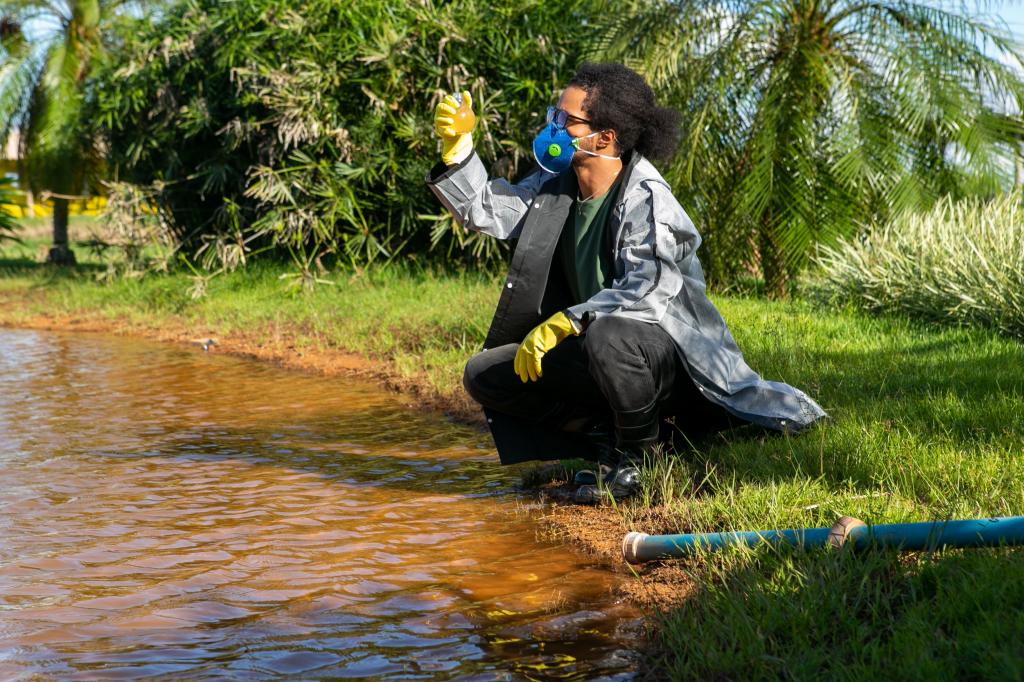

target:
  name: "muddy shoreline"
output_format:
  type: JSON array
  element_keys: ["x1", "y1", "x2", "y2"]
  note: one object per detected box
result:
[{"x1": 0, "y1": 305, "x2": 694, "y2": 617}]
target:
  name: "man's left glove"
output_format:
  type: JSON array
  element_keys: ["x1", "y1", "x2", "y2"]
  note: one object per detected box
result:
[
  {"x1": 513, "y1": 311, "x2": 579, "y2": 383},
  {"x1": 433, "y1": 90, "x2": 475, "y2": 166}
]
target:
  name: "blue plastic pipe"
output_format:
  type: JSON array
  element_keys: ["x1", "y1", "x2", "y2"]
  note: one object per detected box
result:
[{"x1": 622, "y1": 516, "x2": 1024, "y2": 564}]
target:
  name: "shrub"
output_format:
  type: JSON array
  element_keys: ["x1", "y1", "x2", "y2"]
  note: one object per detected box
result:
[
  {"x1": 813, "y1": 193, "x2": 1024, "y2": 338},
  {"x1": 88, "y1": 0, "x2": 598, "y2": 279}
]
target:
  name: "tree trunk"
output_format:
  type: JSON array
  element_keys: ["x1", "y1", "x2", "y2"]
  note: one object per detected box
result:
[
  {"x1": 46, "y1": 197, "x2": 76, "y2": 266},
  {"x1": 758, "y1": 219, "x2": 788, "y2": 299}
]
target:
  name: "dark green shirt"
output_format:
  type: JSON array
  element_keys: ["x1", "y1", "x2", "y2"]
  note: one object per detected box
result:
[{"x1": 559, "y1": 177, "x2": 622, "y2": 304}]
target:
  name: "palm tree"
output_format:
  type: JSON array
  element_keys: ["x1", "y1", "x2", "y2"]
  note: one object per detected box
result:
[
  {"x1": 0, "y1": 1, "x2": 156, "y2": 265},
  {"x1": 589, "y1": 0, "x2": 1024, "y2": 297}
]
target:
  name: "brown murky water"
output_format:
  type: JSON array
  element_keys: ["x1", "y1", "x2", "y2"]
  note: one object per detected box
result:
[{"x1": 0, "y1": 329, "x2": 639, "y2": 680}]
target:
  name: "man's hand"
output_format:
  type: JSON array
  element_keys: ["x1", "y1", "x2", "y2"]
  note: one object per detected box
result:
[
  {"x1": 434, "y1": 90, "x2": 474, "y2": 165},
  {"x1": 513, "y1": 311, "x2": 579, "y2": 383}
]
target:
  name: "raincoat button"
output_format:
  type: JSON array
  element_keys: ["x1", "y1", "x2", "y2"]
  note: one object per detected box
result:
[
  {"x1": 533, "y1": 202, "x2": 540, "y2": 208},
  {"x1": 506, "y1": 282, "x2": 513, "y2": 289}
]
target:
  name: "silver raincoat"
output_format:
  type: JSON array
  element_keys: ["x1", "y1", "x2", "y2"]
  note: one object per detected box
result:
[{"x1": 426, "y1": 149, "x2": 827, "y2": 464}]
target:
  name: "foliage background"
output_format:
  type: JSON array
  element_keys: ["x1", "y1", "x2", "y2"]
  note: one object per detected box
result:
[
  {"x1": 88, "y1": 0, "x2": 602, "y2": 282},
  {"x1": 586, "y1": 0, "x2": 1024, "y2": 290},
  {"x1": 80, "y1": 0, "x2": 1024, "y2": 294}
]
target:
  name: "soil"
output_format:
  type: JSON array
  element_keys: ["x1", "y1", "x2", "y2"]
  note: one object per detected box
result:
[
  {"x1": 536, "y1": 492, "x2": 696, "y2": 610},
  {"x1": 0, "y1": 300, "x2": 693, "y2": 616},
  {"x1": 530, "y1": 478, "x2": 697, "y2": 611}
]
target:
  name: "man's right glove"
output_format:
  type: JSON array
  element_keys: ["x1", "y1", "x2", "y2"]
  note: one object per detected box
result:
[
  {"x1": 433, "y1": 90, "x2": 475, "y2": 166},
  {"x1": 513, "y1": 311, "x2": 579, "y2": 383}
]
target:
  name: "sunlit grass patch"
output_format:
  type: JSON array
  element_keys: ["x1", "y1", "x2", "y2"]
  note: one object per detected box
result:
[
  {"x1": 652, "y1": 542, "x2": 1024, "y2": 679},
  {"x1": 616, "y1": 293, "x2": 1024, "y2": 678}
]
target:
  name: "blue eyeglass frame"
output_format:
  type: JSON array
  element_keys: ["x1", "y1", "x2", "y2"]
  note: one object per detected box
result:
[{"x1": 546, "y1": 105, "x2": 591, "y2": 129}]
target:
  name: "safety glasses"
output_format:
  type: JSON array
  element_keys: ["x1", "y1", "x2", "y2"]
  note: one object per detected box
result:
[{"x1": 546, "y1": 105, "x2": 591, "y2": 129}]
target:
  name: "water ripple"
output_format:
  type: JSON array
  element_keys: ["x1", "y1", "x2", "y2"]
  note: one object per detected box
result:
[{"x1": 0, "y1": 329, "x2": 638, "y2": 680}]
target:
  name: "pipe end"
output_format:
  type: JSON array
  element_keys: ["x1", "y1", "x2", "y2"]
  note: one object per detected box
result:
[
  {"x1": 622, "y1": 532, "x2": 650, "y2": 564},
  {"x1": 828, "y1": 515, "x2": 867, "y2": 549}
]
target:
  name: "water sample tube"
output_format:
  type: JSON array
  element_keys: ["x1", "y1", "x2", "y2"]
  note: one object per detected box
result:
[
  {"x1": 622, "y1": 516, "x2": 1024, "y2": 564},
  {"x1": 449, "y1": 92, "x2": 476, "y2": 134}
]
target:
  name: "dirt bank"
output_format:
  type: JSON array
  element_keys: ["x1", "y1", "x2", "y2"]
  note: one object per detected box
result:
[{"x1": 0, "y1": 301, "x2": 484, "y2": 425}]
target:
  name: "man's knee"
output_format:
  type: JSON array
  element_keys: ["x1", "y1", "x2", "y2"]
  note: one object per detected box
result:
[
  {"x1": 462, "y1": 351, "x2": 489, "y2": 405},
  {"x1": 583, "y1": 315, "x2": 643, "y2": 365},
  {"x1": 462, "y1": 345, "x2": 518, "y2": 407}
]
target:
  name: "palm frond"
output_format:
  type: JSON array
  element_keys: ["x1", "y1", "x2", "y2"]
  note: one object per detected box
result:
[{"x1": 587, "y1": 0, "x2": 1024, "y2": 291}]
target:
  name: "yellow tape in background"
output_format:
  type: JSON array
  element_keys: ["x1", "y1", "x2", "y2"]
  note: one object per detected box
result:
[{"x1": 3, "y1": 193, "x2": 107, "y2": 218}]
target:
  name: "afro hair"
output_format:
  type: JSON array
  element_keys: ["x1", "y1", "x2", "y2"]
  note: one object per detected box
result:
[{"x1": 567, "y1": 62, "x2": 682, "y2": 165}]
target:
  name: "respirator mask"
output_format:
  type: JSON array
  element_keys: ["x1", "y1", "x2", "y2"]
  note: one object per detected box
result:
[{"x1": 531, "y1": 105, "x2": 620, "y2": 174}]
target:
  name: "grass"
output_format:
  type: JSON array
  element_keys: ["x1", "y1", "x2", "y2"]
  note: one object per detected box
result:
[
  {"x1": 654, "y1": 543, "x2": 1024, "y2": 680},
  {"x1": 611, "y1": 298, "x2": 1024, "y2": 678},
  {"x1": 2, "y1": 225, "x2": 1023, "y2": 678}
]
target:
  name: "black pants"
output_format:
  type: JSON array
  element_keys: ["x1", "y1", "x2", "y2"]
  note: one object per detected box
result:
[{"x1": 463, "y1": 316, "x2": 736, "y2": 453}]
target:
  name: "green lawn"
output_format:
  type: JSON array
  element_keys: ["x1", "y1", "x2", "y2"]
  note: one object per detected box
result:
[
  {"x1": 2, "y1": 234, "x2": 1022, "y2": 679},
  {"x1": 626, "y1": 295, "x2": 1024, "y2": 679}
]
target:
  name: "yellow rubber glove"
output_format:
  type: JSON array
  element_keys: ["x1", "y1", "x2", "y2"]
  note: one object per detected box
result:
[
  {"x1": 513, "y1": 311, "x2": 579, "y2": 383},
  {"x1": 433, "y1": 90, "x2": 475, "y2": 165}
]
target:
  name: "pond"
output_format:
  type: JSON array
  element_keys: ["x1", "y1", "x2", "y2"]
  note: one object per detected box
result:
[{"x1": 0, "y1": 329, "x2": 640, "y2": 680}]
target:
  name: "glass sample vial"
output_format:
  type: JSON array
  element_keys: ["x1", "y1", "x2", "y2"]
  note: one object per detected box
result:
[{"x1": 450, "y1": 92, "x2": 476, "y2": 134}]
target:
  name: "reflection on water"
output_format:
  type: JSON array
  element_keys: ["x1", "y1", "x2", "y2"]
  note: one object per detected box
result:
[{"x1": 0, "y1": 329, "x2": 639, "y2": 680}]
